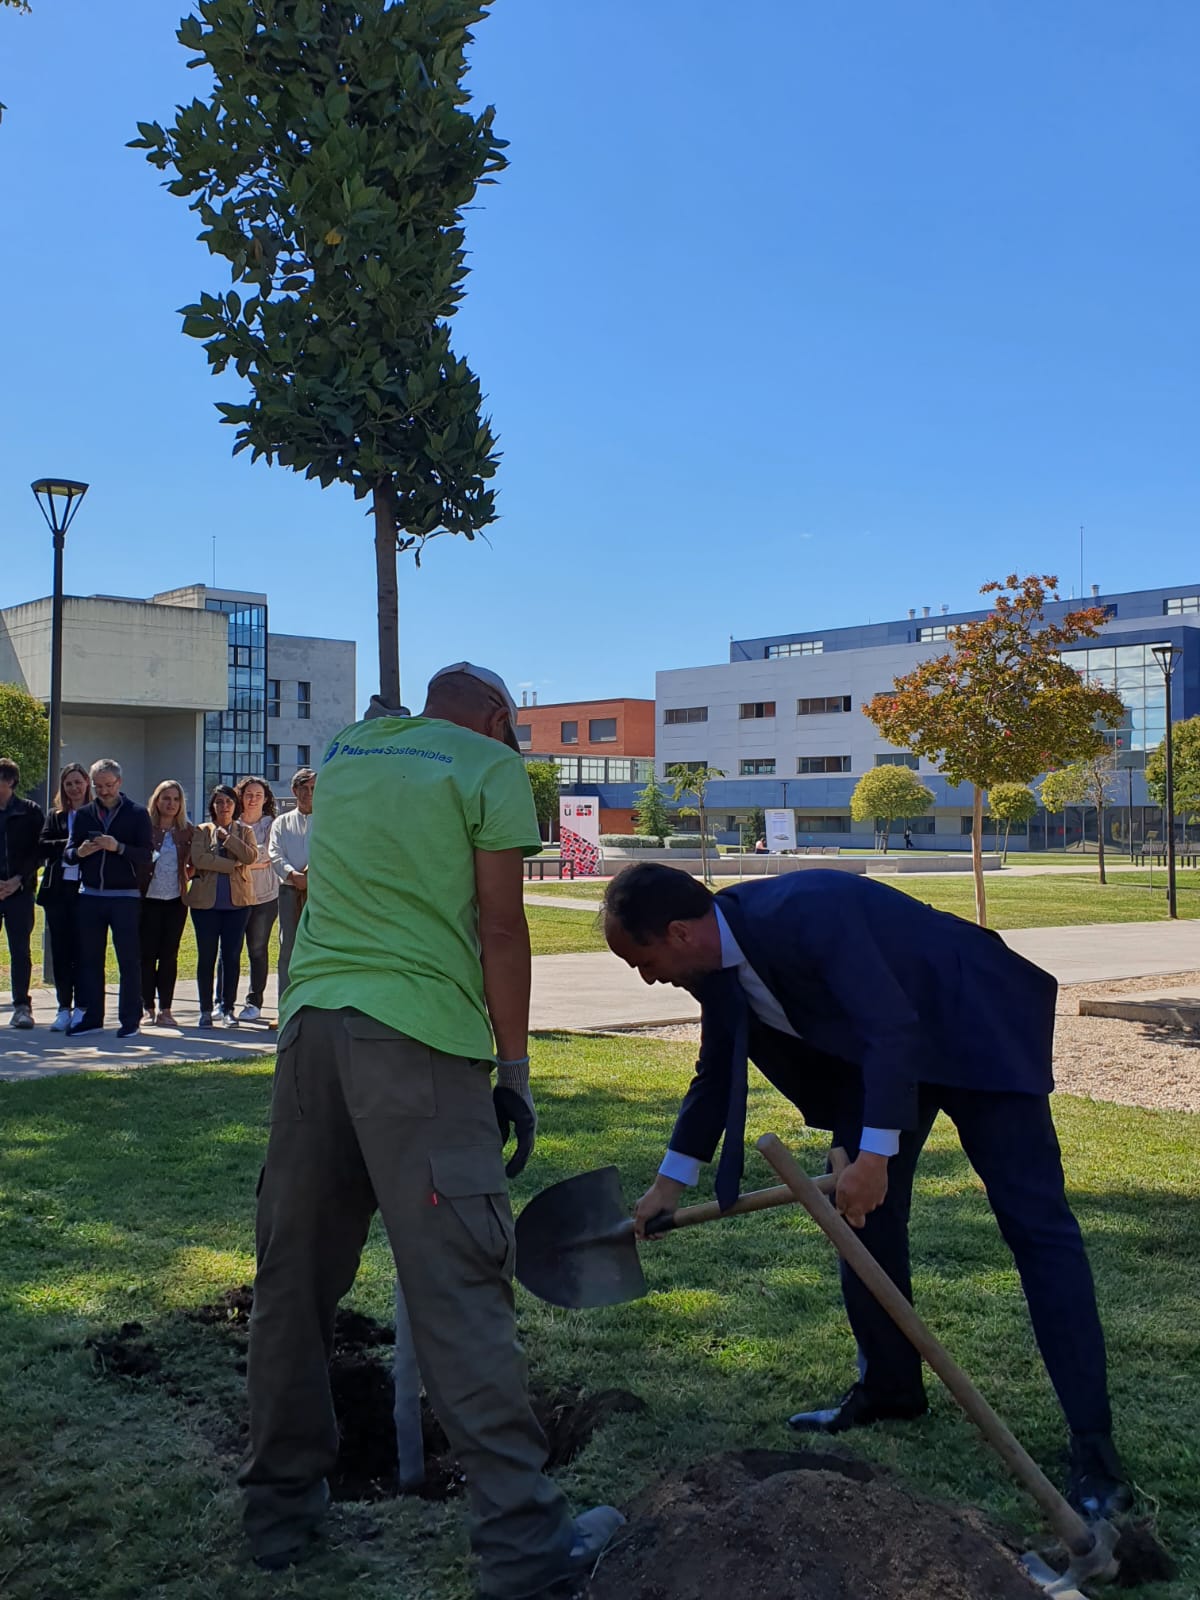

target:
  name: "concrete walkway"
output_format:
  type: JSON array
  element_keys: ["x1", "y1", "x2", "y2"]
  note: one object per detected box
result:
[{"x1": 4, "y1": 920, "x2": 1197, "y2": 1080}]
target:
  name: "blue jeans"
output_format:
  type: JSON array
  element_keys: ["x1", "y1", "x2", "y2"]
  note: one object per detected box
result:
[
  {"x1": 75, "y1": 894, "x2": 142, "y2": 1031},
  {"x1": 192, "y1": 906, "x2": 250, "y2": 1014}
]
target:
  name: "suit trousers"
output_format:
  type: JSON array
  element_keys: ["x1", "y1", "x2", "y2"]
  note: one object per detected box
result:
[
  {"x1": 831, "y1": 1084, "x2": 1112, "y2": 1438},
  {"x1": 75, "y1": 894, "x2": 142, "y2": 1032},
  {"x1": 240, "y1": 1006, "x2": 573, "y2": 1594}
]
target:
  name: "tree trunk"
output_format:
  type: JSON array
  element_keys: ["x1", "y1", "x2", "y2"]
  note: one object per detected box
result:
[
  {"x1": 1097, "y1": 799, "x2": 1106, "y2": 885},
  {"x1": 373, "y1": 480, "x2": 402, "y2": 708},
  {"x1": 699, "y1": 800, "x2": 712, "y2": 884},
  {"x1": 971, "y1": 785, "x2": 988, "y2": 926},
  {"x1": 1003, "y1": 819, "x2": 1011, "y2": 864},
  {"x1": 881, "y1": 820, "x2": 890, "y2": 853}
]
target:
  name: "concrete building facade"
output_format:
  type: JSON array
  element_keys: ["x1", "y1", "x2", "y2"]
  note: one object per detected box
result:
[
  {"x1": 1, "y1": 584, "x2": 355, "y2": 810},
  {"x1": 655, "y1": 583, "x2": 1200, "y2": 849}
]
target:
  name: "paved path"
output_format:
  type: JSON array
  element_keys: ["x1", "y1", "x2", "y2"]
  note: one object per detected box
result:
[{"x1": 5, "y1": 921, "x2": 1197, "y2": 1080}]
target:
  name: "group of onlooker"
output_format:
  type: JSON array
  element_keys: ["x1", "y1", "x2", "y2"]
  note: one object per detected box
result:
[{"x1": 0, "y1": 754, "x2": 315, "y2": 1039}]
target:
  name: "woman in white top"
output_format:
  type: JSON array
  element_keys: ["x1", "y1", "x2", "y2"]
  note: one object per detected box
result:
[
  {"x1": 140, "y1": 780, "x2": 195, "y2": 1028},
  {"x1": 233, "y1": 775, "x2": 280, "y2": 1022}
]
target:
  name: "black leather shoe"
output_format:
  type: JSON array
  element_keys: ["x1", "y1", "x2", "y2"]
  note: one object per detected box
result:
[
  {"x1": 788, "y1": 1382, "x2": 928, "y2": 1434},
  {"x1": 1065, "y1": 1432, "x2": 1133, "y2": 1520}
]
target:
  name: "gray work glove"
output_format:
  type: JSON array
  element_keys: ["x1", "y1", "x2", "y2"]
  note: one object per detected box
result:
[{"x1": 494, "y1": 1057, "x2": 537, "y2": 1179}]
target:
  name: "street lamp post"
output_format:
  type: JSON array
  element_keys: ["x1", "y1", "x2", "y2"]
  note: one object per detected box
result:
[
  {"x1": 1150, "y1": 644, "x2": 1182, "y2": 920},
  {"x1": 30, "y1": 479, "x2": 89, "y2": 810}
]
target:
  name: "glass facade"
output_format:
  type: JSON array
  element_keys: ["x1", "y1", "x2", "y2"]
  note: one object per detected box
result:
[
  {"x1": 203, "y1": 597, "x2": 268, "y2": 794},
  {"x1": 767, "y1": 640, "x2": 823, "y2": 658},
  {"x1": 1061, "y1": 641, "x2": 1169, "y2": 753},
  {"x1": 549, "y1": 756, "x2": 655, "y2": 785}
]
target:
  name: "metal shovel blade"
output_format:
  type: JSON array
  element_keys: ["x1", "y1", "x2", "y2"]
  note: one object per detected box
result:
[{"x1": 515, "y1": 1166, "x2": 647, "y2": 1309}]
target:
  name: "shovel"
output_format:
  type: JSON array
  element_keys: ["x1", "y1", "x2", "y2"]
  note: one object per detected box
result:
[{"x1": 515, "y1": 1166, "x2": 838, "y2": 1309}]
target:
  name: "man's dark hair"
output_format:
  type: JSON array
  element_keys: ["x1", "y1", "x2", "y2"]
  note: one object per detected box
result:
[
  {"x1": 0, "y1": 758, "x2": 19, "y2": 787},
  {"x1": 602, "y1": 863, "x2": 714, "y2": 943}
]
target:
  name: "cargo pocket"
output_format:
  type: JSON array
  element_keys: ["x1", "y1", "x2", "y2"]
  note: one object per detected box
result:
[
  {"x1": 429, "y1": 1146, "x2": 515, "y2": 1278},
  {"x1": 268, "y1": 1014, "x2": 304, "y2": 1122},
  {"x1": 342, "y1": 1014, "x2": 436, "y2": 1119}
]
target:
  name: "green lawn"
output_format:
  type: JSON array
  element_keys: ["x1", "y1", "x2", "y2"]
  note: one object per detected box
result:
[
  {"x1": 0, "y1": 1037, "x2": 1195, "y2": 1598},
  {"x1": 2, "y1": 905, "x2": 606, "y2": 993}
]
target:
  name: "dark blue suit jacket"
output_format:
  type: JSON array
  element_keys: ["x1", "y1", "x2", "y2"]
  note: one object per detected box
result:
[{"x1": 670, "y1": 871, "x2": 1058, "y2": 1166}]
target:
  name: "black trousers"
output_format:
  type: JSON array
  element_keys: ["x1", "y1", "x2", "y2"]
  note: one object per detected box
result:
[
  {"x1": 243, "y1": 900, "x2": 279, "y2": 1007},
  {"x1": 42, "y1": 893, "x2": 81, "y2": 1010},
  {"x1": 192, "y1": 906, "x2": 250, "y2": 1014},
  {"x1": 0, "y1": 889, "x2": 35, "y2": 1007},
  {"x1": 75, "y1": 895, "x2": 142, "y2": 1032},
  {"x1": 831, "y1": 1084, "x2": 1112, "y2": 1438},
  {"x1": 140, "y1": 896, "x2": 188, "y2": 1010}
]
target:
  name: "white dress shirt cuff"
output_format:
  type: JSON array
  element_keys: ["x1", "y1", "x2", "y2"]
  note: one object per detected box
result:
[
  {"x1": 658, "y1": 1149, "x2": 703, "y2": 1187},
  {"x1": 859, "y1": 1127, "x2": 901, "y2": 1158}
]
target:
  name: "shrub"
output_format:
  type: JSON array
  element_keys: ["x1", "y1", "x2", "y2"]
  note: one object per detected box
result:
[
  {"x1": 599, "y1": 835, "x2": 662, "y2": 849},
  {"x1": 666, "y1": 834, "x2": 720, "y2": 850}
]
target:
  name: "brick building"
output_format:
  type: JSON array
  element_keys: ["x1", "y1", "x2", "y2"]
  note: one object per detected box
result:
[{"x1": 516, "y1": 696, "x2": 655, "y2": 834}]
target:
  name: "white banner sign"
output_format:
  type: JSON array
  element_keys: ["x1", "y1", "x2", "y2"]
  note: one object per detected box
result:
[
  {"x1": 560, "y1": 796, "x2": 602, "y2": 876},
  {"x1": 763, "y1": 808, "x2": 797, "y2": 853}
]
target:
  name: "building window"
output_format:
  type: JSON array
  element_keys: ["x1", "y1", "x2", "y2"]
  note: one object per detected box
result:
[
  {"x1": 766, "y1": 640, "x2": 823, "y2": 658},
  {"x1": 297, "y1": 681, "x2": 312, "y2": 720},
  {"x1": 671, "y1": 760, "x2": 708, "y2": 775},
  {"x1": 797, "y1": 755, "x2": 851, "y2": 774},
  {"x1": 296, "y1": 745, "x2": 310, "y2": 766},
  {"x1": 589, "y1": 717, "x2": 617, "y2": 742},
  {"x1": 266, "y1": 744, "x2": 280, "y2": 783},
  {"x1": 561, "y1": 720, "x2": 579, "y2": 744},
  {"x1": 739, "y1": 701, "x2": 776, "y2": 719},
  {"x1": 1062, "y1": 642, "x2": 1170, "y2": 752},
  {"x1": 917, "y1": 623, "x2": 952, "y2": 642},
  {"x1": 607, "y1": 759, "x2": 632, "y2": 781},
  {"x1": 631, "y1": 758, "x2": 656, "y2": 783},
  {"x1": 580, "y1": 758, "x2": 606, "y2": 783},
  {"x1": 874, "y1": 753, "x2": 920, "y2": 769},
  {"x1": 962, "y1": 814, "x2": 1027, "y2": 836},
  {"x1": 516, "y1": 724, "x2": 532, "y2": 747},
  {"x1": 1165, "y1": 595, "x2": 1200, "y2": 614},
  {"x1": 663, "y1": 706, "x2": 708, "y2": 725},
  {"x1": 233, "y1": 644, "x2": 251, "y2": 667},
  {"x1": 795, "y1": 814, "x2": 850, "y2": 833},
  {"x1": 267, "y1": 678, "x2": 281, "y2": 718},
  {"x1": 797, "y1": 695, "x2": 852, "y2": 716},
  {"x1": 740, "y1": 759, "x2": 776, "y2": 776},
  {"x1": 555, "y1": 757, "x2": 578, "y2": 782}
]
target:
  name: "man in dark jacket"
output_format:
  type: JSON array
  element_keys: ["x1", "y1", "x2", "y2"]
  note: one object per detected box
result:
[
  {"x1": 65, "y1": 759, "x2": 153, "y2": 1038},
  {"x1": 602, "y1": 863, "x2": 1129, "y2": 1520},
  {"x1": 0, "y1": 758, "x2": 45, "y2": 1030}
]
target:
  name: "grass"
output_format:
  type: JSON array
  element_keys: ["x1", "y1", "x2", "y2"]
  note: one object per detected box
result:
[
  {"x1": 1, "y1": 905, "x2": 607, "y2": 993},
  {"x1": 0, "y1": 1036, "x2": 1196, "y2": 1599},
  {"x1": 526, "y1": 870, "x2": 1200, "y2": 927}
]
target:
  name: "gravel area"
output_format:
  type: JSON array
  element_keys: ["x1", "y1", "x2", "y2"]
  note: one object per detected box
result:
[{"x1": 616, "y1": 971, "x2": 1200, "y2": 1115}]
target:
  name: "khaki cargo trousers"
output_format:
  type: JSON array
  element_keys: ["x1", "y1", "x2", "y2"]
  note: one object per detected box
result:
[{"x1": 239, "y1": 1005, "x2": 573, "y2": 1596}]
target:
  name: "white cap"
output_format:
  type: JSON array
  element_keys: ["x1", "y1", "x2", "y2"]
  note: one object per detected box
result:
[{"x1": 428, "y1": 661, "x2": 522, "y2": 751}]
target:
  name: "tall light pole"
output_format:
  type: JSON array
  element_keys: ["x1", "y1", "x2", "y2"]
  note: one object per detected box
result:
[
  {"x1": 31, "y1": 479, "x2": 88, "y2": 811},
  {"x1": 1150, "y1": 644, "x2": 1181, "y2": 919}
]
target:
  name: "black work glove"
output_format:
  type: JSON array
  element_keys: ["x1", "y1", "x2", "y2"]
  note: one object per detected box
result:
[{"x1": 494, "y1": 1057, "x2": 537, "y2": 1178}]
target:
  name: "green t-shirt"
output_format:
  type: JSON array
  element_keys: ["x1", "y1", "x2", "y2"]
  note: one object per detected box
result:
[{"x1": 280, "y1": 716, "x2": 542, "y2": 1058}]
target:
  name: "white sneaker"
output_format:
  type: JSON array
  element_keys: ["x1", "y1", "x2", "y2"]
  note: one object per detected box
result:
[
  {"x1": 50, "y1": 1008, "x2": 72, "y2": 1032},
  {"x1": 71, "y1": 1007, "x2": 85, "y2": 1028},
  {"x1": 238, "y1": 1004, "x2": 261, "y2": 1022},
  {"x1": 222, "y1": 1011, "x2": 239, "y2": 1029}
]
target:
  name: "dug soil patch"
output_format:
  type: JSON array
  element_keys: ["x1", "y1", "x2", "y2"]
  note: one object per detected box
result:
[
  {"x1": 89, "y1": 1286, "x2": 643, "y2": 1504},
  {"x1": 586, "y1": 1450, "x2": 1040, "y2": 1600}
]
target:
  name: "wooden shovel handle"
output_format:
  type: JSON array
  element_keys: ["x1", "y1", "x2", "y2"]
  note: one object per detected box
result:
[
  {"x1": 669, "y1": 1167, "x2": 839, "y2": 1231},
  {"x1": 756, "y1": 1132, "x2": 1095, "y2": 1558}
]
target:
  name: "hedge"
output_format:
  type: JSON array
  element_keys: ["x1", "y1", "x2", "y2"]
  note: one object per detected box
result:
[{"x1": 599, "y1": 835, "x2": 662, "y2": 848}]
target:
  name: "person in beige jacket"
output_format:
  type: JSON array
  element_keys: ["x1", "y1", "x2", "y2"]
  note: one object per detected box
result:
[{"x1": 189, "y1": 785, "x2": 257, "y2": 1027}]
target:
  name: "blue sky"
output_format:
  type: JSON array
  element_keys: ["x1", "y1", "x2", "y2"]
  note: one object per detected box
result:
[{"x1": 1, "y1": 1, "x2": 1196, "y2": 712}]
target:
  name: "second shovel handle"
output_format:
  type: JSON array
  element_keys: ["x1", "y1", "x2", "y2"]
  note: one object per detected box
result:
[{"x1": 670, "y1": 1171, "x2": 837, "y2": 1231}]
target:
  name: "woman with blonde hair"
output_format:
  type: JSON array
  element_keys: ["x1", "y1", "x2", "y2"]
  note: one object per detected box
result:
[
  {"x1": 189, "y1": 785, "x2": 257, "y2": 1027},
  {"x1": 140, "y1": 779, "x2": 195, "y2": 1028},
  {"x1": 37, "y1": 762, "x2": 91, "y2": 1032}
]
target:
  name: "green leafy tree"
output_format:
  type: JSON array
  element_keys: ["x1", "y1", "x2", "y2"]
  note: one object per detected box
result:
[
  {"x1": 849, "y1": 766, "x2": 934, "y2": 853},
  {"x1": 0, "y1": 683, "x2": 49, "y2": 797},
  {"x1": 741, "y1": 805, "x2": 766, "y2": 851},
  {"x1": 524, "y1": 760, "x2": 559, "y2": 842},
  {"x1": 633, "y1": 773, "x2": 670, "y2": 845},
  {"x1": 1040, "y1": 752, "x2": 1121, "y2": 883},
  {"x1": 1145, "y1": 716, "x2": 1200, "y2": 847},
  {"x1": 864, "y1": 574, "x2": 1125, "y2": 926},
  {"x1": 131, "y1": 0, "x2": 507, "y2": 707},
  {"x1": 987, "y1": 782, "x2": 1039, "y2": 863},
  {"x1": 666, "y1": 763, "x2": 725, "y2": 884}
]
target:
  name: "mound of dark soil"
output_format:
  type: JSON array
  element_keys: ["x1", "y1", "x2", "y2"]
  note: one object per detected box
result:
[
  {"x1": 585, "y1": 1451, "x2": 1042, "y2": 1600},
  {"x1": 88, "y1": 1287, "x2": 643, "y2": 1505}
]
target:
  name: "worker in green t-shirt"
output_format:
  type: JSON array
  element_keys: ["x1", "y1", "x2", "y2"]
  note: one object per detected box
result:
[{"x1": 239, "y1": 664, "x2": 621, "y2": 1597}]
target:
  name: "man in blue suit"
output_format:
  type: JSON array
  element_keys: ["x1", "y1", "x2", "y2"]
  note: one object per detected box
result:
[{"x1": 602, "y1": 863, "x2": 1129, "y2": 1518}]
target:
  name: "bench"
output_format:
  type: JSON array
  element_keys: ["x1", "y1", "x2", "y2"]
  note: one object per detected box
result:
[{"x1": 525, "y1": 857, "x2": 577, "y2": 881}]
